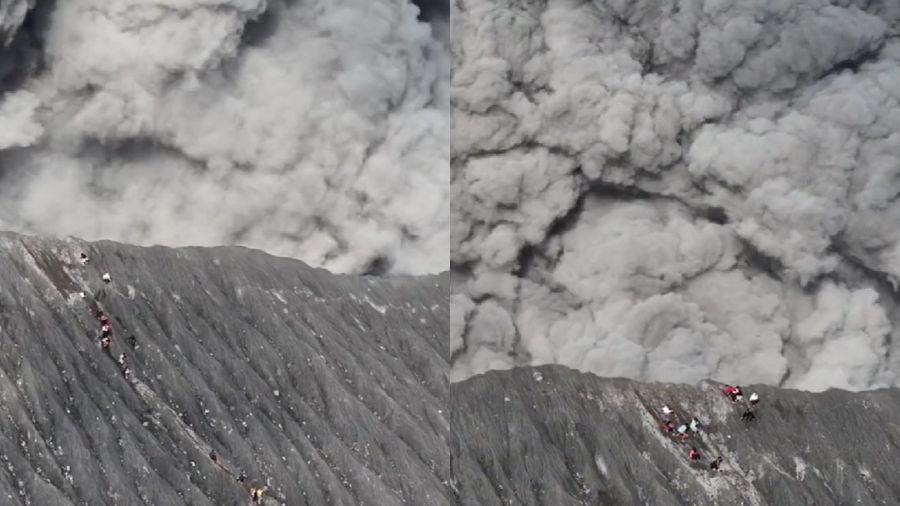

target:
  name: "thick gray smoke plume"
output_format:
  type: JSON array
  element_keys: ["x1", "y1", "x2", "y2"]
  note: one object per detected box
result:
[
  {"x1": 0, "y1": 0, "x2": 448, "y2": 275},
  {"x1": 452, "y1": 0, "x2": 900, "y2": 392}
]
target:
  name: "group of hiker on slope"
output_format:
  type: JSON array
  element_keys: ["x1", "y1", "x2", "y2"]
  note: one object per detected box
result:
[
  {"x1": 77, "y1": 252, "x2": 268, "y2": 504},
  {"x1": 659, "y1": 384, "x2": 761, "y2": 472}
]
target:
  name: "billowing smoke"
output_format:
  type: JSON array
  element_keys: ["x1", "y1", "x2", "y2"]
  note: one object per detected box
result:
[
  {"x1": 451, "y1": 0, "x2": 900, "y2": 392},
  {"x1": 0, "y1": 0, "x2": 449, "y2": 275}
]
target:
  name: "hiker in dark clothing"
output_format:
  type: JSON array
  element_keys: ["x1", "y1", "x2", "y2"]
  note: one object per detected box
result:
[
  {"x1": 741, "y1": 409, "x2": 756, "y2": 422},
  {"x1": 710, "y1": 456, "x2": 724, "y2": 471}
]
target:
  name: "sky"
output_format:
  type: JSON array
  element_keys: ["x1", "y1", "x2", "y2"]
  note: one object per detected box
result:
[
  {"x1": 451, "y1": 0, "x2": 900, "y2": 392},
  {"x1": 0, "y1": 0, "x2": 449, "y2": 276}
]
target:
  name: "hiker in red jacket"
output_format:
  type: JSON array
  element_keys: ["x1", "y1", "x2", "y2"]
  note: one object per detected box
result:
[
  {"x1": 723, "y1": 385, "x2": 742, "y2": 403},
  {"x1": 688, "y1": 448, "x2": 700, "y2": 460}
]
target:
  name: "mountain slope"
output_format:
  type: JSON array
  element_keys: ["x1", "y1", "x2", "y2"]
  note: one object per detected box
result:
[
  {"x1": 452, "y1": 365, "x2": 900, "y2": 506},
  {"x1": 0, "y1": 232, "x2": 449, "y2": 505}
]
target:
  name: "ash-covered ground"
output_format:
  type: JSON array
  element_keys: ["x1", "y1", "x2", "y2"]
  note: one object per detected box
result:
[
  {"x1": 452, "y1": 365, "x2": 900, "y2": 506},
  {"x1": 0, "y1": 232, "x2": 449, "y2": 505}
]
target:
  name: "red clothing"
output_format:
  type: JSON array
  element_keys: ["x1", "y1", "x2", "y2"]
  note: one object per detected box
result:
[
  {"x1": 688, "y1": 449, "x2": 700, "y2": 460},
  {"x1": 723, "y1": 385, "x2": 735, "y2": 395}
]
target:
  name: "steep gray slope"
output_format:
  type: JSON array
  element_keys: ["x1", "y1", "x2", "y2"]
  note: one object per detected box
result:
[
  {"x1": 452, "y1": 365, "x2": 900, "y2": 506},
  {"x1": 0, "y1": 232, "x2": 449, "y2": 505}
]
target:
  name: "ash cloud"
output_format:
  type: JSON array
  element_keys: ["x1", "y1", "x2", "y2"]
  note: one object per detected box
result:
[
  {"x1": 451, "y1": 0, "x2": 900, "y2": 391},
  {"x1": 0, "y1": 0, "x2": 449, "y2": 275}
]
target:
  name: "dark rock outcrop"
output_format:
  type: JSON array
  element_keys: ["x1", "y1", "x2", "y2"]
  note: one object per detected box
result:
[
  {"x1": 0, "y1": 232, "x2": 449, "y2": 505},
  {"x1": 452, "y1": 365, "x2": 900, "y2": 506}
]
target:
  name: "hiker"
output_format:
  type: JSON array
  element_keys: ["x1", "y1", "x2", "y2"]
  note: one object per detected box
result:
[
  {"x1": 102, "y1": 273, "x2": 112, "y2": 284},
  {"x1": 99, "y1": 314, "x2": 110, "y2": 325},
  {"x1": 123, "y1": 366, "x2": 132, "y2": 380},
  {"x1": 209, "y1": 450, "x2": 218, "y2": 464},
  {"x1": 723, "y1": 385, "x2": 741, "y2": 403},
  {"x1": 662, "y1": 404, "x2": 674, "y2": 419},
  {"x1": 80, "y1": 253, "x2": 89, "y2": 265},
  {"x1": 101, "y1": 323, "x2": 112, "y2": 339},
  {"x1": 128, "y1": 335, "x2": 137, "y2": 348},
  {"x1": 749, "y1": 392, "x2": 760, "y2": 405},
  {"x1": 710, "y1": 456, "x2": 724, "y2": 471},
  {"x1": 676, "y1": 423, "x2": 690, "y2": 441},
  {"x1": 689, "y1": 417, "x2": 702, "y2": 432},
  {"x1": 237, "y1": 470, "x2": 247, "y2": 483},
  {"x1": 250, "y1": 487, "x2": 266, "y2": 503},
  {"x1": 117, "y1": 353, "x2": 126, "y2": 366},
  {"x1": 661, "y1": 420, "x2": 675, "y2": 433},
  {"x1": 79, "y1": 291, "x2": 86, "y2": 299},
  {"x1": 101, "y1": 336, "x2": 111, "y2": 352},
  {"x1": 688, "y1": 448, "x2": 700, "y2": 460},
  {"x1": 741, "y1": 409, "x2": 755, "y2": 422}
]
